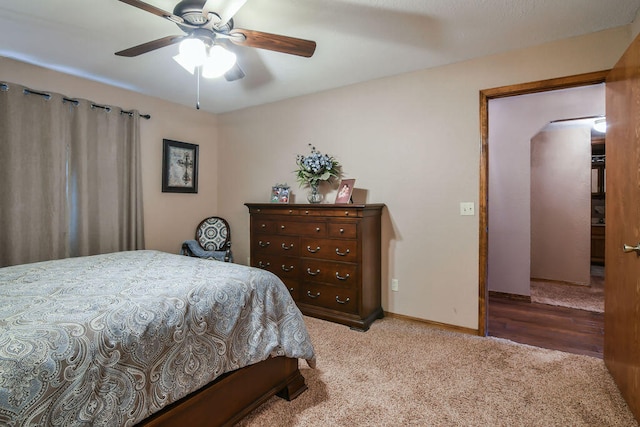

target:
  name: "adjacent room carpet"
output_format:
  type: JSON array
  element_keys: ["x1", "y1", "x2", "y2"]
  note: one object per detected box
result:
[
  {"x1": 530, "y1": 266, "x2": 604, "y2": 313},
  {"x1": 238, "y1": 316, "x2": 636, "y2": 427}
]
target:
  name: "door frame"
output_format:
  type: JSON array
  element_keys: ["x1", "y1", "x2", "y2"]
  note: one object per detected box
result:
[{"x1": 477, "y1": 70, "x2": 610, "y2": 336}]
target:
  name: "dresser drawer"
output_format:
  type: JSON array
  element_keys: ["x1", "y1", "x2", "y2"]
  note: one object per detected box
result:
[
  {"x1": 251, "y1": 255, "x2": 299, "y2": 302},
  {"x1": 281, "y1": 278, "x2": 299, "y2": 301},
  {"x1": 249, "y1": 207, "x2": 299, "y2": 216},
  {"x1": 252, "y1": 235, "x2": 300, "y2": 256},
  {"x1": 300, "y1": 208, "x2": 362, "y2": 218},
  {"x1": 300, "y1": 238, "x2": 358, "y2": 262},
  {"x1": 252, "y1": 254, "x2": 300, "y2": 280},
  {"x1": 277, "y1": 221, "x2": 327, "y2": 237},
  {"x1": 252, "y1": 219, "x2": 278, "y2": 234},
  {"x1": 301, "y1": 259, "x2": 358, "y2": 288},
  {"x1": 328, "y1": 222, "x2": 357, "y2": 239},
  {"x1": 300, "y1": 283, "x2": 358, "y2": 314}
]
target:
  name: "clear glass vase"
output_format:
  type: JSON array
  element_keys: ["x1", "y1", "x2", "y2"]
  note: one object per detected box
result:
[{"x1": 307, "y1": 183, "x2": 322, "y2": 203}]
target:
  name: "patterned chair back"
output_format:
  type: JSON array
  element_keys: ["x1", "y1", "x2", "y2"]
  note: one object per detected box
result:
[{"x1": 196, "y1": 217, "x2": 230, "y2": 251}]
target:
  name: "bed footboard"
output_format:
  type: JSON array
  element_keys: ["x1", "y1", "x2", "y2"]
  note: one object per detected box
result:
[{"x1": 139, "y1": 356, "x2": 306, "y2": 427}]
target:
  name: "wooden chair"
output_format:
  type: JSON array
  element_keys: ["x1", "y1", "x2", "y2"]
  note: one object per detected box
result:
[{"x1": 181, "y1": 216, "x2": 232, "y2": 262}]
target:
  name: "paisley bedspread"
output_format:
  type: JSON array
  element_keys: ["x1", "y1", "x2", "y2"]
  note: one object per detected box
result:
[{"x1": 0, "y1": 250, "x2": 315, "y2": 426}]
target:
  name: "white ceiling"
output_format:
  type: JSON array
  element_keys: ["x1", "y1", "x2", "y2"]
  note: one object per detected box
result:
[{"x1": 1, "y1": 0, "x2": 639, "y2": 114}]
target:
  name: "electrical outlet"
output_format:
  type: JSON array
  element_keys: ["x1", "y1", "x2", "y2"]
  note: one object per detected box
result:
[
  {"x1": 460, "y1": 202, "x2": 475, "y2": 216},
  {"x1": 391, "y1": 278, "x2": 399, "y2": 292}
]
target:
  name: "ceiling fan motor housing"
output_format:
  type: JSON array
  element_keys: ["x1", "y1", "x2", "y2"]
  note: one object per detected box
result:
[
  {"x1": 174, "y1": 0, "x2": 217, "y2": 29},
  {"x1": 190, "y1": 28, "x2": 216, "y2": 45},
  {"x1": 173, "y1": 0, "x2": 208, "y2": 20},
  {"x1": 171, "y1": 0, "x2": 231, "y2": 34}
]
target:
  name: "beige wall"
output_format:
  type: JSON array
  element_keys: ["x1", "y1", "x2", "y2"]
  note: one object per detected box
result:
[
  {"x1": 632, "y1": 8, "x2": 640, "y2": 39},
  {"x1": 0, "y1": 57, "x2": 219, "y2": 254},
  {"x1": 1, "y1": 24, "x2": 634, "y2": 330},
  {"x1": 531, "y1": 127, "x2": 592, "y2": 285},
  {"x1": 218, "y1": 27, "x2": 632, "y2": 330}
]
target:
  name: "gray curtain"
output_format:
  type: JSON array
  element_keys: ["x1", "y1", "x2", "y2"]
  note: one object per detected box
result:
[
  {"x1": 68, "y1": 102, "x2": 144, "y2": 257},
  {"x1": 0, "y1": 82, "x2": 144, "y2": 267}
]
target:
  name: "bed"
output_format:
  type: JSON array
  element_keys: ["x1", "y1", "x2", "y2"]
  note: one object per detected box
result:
[{"x1": 0, "y1": 250, "x2": 315, "y2": 426}]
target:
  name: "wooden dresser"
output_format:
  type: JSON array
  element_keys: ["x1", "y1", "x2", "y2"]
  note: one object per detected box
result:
[{"x1": 245, "y1": 203, "x2": 384, "y2": 331}]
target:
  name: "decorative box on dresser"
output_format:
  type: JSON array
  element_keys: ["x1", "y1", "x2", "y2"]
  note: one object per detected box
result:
[{"x1": 245, "y1": 203, "x2": 385, "y2": 331}]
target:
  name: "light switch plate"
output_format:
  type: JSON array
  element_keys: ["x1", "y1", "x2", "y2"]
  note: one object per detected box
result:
[{"x1": 460, "y1": 202, "x2": 475, "y2": 216}]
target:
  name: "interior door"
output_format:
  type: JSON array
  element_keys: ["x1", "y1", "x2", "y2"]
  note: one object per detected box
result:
[{"x1": 604, "y1": 32, "x2": 640, "y2": 421}]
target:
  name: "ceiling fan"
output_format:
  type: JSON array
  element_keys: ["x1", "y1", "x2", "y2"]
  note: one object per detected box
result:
[{"x1": 114, "y1": 0, "x2": 317, "y2": 82}]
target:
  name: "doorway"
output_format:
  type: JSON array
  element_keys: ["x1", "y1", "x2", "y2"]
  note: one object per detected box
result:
[
  {"x1": 528, "y1": 120, "x2": 605, "y2": 314},
  {"x1": 477, "y1": 70, "x2": 609, "y2": 337}
]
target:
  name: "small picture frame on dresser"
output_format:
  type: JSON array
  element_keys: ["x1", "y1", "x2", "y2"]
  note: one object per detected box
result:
[
  {"x1": 334, "y1": 179, "x2": 355, "y2": 204},
  {"x1": 270, "y1": 184, "x2": 290, "y2": 203}
]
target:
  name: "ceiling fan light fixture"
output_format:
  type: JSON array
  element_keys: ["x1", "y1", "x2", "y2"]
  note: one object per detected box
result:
[
  {"x1": 178, "y1": 38, "x2": 207, "y2": 66},
  {"x1": 201, "y1": 45, "x2": 237, "y2": 78}
]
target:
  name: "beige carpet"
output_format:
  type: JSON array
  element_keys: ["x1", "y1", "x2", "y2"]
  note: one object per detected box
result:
[
  {"x1": 531, "y1": 267, "x2": 605, "y2": 313},
  {"x1": 238, "y1": 316, "x2": 637, "y2": 427}
]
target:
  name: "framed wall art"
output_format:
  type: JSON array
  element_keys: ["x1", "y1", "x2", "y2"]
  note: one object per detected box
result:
[
  {"x1": 335, "y1": 178, "x2": 355, "y2": 204},
  {"x1": 162, "y1": 139, "x2": 199, "y2": 193}
]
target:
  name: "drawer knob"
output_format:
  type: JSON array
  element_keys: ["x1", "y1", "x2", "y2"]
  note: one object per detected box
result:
[
  {"x1": 335, "y1": 248, "x2": 350, "y2": 256},
  {"x1": 307, "y1": 245, "x2": 321, "y2": 253},
  {"x1": 282, "y1": 264, "x2": 294, "y2": 272},
  {"x1": 281, "y1": 225, "x2": 285, "y2": 229},
  {"x1": 339, "y1": 228, "x2": 344, "y2": 233},
  {"x1": 281, "y1": 242, "x2": 294, "y2": 250},
  {"x1": 258, "y1": 261, "x2": 270, "y2": 268},
  {"x1": 315, "y1": 227, "x2": 321, "y2": 232},
  {"x1": 336, "y1": 296, "x2": 350, "y2": 304},
  {"x1": 335, "y1": 272, "x2": 350, "y2": 281},
  {"x1": 289, "y1": 287, "x2": 294, "y2": 293},
  {"x1": 288, "y1": 210, "x2": 293, "y2": 214},
  {"x1": 345, "y1": 211, "x2": 349, "y2": 216},
  {"x1": 305, "y1": 210, "x2": 309, "y2": 215},
  {"x1": 261, "y1": 223, "x2": 267, "y2": 228},
  {"x1": 306, "y1": 268, "x2": 321, "y2": 276},
  {"x1": 307, "y1": 290, "x2": 320, "y2": 299},
  {"x1": 258, "y1": 240, "x2": 270, "y2": 248}
]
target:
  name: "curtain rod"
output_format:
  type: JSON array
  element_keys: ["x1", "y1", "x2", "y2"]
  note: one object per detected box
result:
[{"x1": 0, "y1": 83, "x2": 151, "y2": 120}]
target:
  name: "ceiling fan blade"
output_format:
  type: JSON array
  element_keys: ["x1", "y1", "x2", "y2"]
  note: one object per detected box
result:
[
  {"x1": 229, "y1": 29, "x2": 316, "y2": 58},
  {"x1": 115, "y1": 35, "x2": 185, "y2": 57},
  {"x1": 224, "y1": 62, "x2": 245, "y2": 81},
  {"x1": 211, "y1": 0, "x2": 248, "y2": 26},
  {"x1": 190, "y1": 0, "x2": 209, "y2": 8},
  {"x1": 117, "y1": 0, "x2": 184, "y2": 24}
]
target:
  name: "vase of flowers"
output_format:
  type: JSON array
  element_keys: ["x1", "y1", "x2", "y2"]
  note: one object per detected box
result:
[
  {"x1": 295, "y1": 144, "x2": 340, "y2": 203},
  {"x1": 307, "y1": 182, "x2": 322, "y2": 203}
]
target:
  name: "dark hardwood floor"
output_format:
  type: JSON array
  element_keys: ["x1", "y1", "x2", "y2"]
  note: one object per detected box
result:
[{"x1": 488, "y1": 295, "x2": 604, "y2": 358}]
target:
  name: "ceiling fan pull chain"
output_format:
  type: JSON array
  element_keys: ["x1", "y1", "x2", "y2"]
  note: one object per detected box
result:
[{"x1": 196, "y1": 66, "x2": 201, "y2": 110}]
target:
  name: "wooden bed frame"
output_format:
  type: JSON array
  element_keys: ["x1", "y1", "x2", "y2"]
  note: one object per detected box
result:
[{"x1": 139, "y1": 356, "x2": 307, "y2": 426}]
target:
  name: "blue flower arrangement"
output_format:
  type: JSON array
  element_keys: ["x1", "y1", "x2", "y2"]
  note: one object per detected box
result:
[{"x1": 294, "y1": 144, "x2": 341, "y2": 188}]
